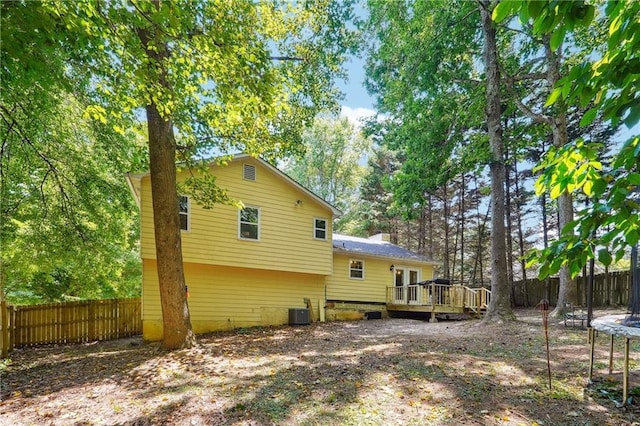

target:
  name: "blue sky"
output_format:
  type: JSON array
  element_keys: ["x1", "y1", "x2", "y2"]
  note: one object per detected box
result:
[
  {"x1": 339, "y1": 55, "x2": 372, "y2": 110},
  {"x1": 335, "y1": 3, "x2": 376, "y2": 125},
  {"x1": 337, "y1": 53, "x2": 377, "y2": 126}
]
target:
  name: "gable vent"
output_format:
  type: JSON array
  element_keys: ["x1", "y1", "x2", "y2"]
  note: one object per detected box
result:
[{"x1": 243, "y1": 164, "x2": 256, "y2": 181}]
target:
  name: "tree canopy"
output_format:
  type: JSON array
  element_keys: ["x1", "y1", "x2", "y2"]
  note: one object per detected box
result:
[
  {"x1": 493, "y1": 1, "x2": 640, "y2": 279},
  {"x1": 283, "y1": 115, "x2": 370, "y2": 232},
  {"x1": 1, "y1": 1, "x2": 145, "y2": 303}
]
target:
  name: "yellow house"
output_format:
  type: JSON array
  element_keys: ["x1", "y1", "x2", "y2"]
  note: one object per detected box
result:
[
  {"x1": 326, "y1": 233, "x2": 438, "y2": 320},
  {"x1": 126, "y1": 154, "x2": 437, "y2": 340}
]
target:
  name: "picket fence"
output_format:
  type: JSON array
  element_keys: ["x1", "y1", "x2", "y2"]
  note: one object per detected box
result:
[{"x1": 1, "y1": 298, "x2": 141, "y2": 357}]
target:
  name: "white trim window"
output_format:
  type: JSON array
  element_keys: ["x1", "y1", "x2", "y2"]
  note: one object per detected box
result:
[
  {"x1": 349, "y1": 259, "x2": 364, "y2": 280},
  {"x1": 239, "y1": 206, "x2": 260, "y2": 240},
  {"x1": 178, "y1": 195, "x2": 190, "y2": 231},
  {"x1": 314, "y1": 218, "x2": 327, "y2": 240}
]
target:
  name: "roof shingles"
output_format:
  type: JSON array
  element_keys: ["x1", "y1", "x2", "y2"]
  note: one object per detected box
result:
[{"x1": 332, "y1": 234, "x2": 436, "y2": 264}]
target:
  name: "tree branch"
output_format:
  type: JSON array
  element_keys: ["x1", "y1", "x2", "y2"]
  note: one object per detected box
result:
[
  {"x1": 515, "y1": 56, "x2": 546, "y2": 74},
  {"x1": 451, "y1": 77, "x2": 483, "y2": 86},
  {"x1": 506, "y1": 72, "x2": 547, "y2": 82},
  {"x1": 0, "y1": 103, "x2": 87, "y2": 238},
  {"x1": 503, "y1": 24, "x2": 542, "y2": 43},
  {"x1": 510, "y1": 93, "x2": 553, "y2": 126},
  {"x1": 270, "y1": 56, "x2": 305, "y2": 62}
]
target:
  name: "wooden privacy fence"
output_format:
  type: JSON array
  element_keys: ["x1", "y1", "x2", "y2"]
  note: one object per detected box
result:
[
  {"x1": 513, "y1": 270, "x2": 631, "y2": 307},
  {"x1": 1, "y1": 298, "x2": 141, "y2": 356}
]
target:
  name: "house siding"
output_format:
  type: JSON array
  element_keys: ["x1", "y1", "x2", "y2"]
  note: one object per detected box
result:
[
  {"x1": 325, "y1": 254, "x2": 435, "y2": 303},
  {"x1": 138, "y1": 158, "x2": 333, "y2": 276},
  {"x1": 142, "y1": 259, "x2": 324, "y2": 340},
  {"x1": 132, "y1": 156, "x2": 441, "y2": 340}
]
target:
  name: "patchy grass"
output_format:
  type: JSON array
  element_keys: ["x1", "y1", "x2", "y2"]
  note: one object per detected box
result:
[{"x1": 0, "y1": 308, "x2": 639, "y2": 425}]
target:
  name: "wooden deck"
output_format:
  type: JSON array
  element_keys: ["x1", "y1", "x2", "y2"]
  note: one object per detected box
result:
[{"x1": 386, "y1": 284, "x2": 491, "y2": 321}]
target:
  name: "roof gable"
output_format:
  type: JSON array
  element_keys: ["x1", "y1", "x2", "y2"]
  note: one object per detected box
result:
[
  {"x1": 126, "y1": 153, "x2": 342, "y2": 217},
  {"x1": 234, "y1": 154, "x2": 341, "y2": 217}
]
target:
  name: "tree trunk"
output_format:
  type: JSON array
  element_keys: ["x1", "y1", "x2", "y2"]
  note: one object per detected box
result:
[
  {"x1": 504, "y1": 143, "x2": 515, "y2": 306},
  {"x1": 146, "y1": 104, "x2": 197, "y2": 350},
  {"x1": 443, "y1": 181, "x2": 451, "y2": 280},
  {"x1": 543, "y1": 36, "x2": 577, "y2": 317},
  {"x1": 427, "y1": 194, "x2": 434, "y2": 260},
  {"x1": 459, "y1": 172, "x2": 465, "y2": 285},
  {"x1": 418, "y1": 201, "x2": 426, "y2": 256},
  {"x1": 514, "y1": 160, "x2": 529, "y2": 306},
  {"x1": 478, "y1": 204, "x2": 490, "y2": 287},
  {"x1": 553, "y1": 190, "x2": 577, "y2": 315},
  {"x1": 605, "y1": 264, "x2": 610, "y2": 305},
  {"x1": 452, "y1": 190, "x2": 459, "y2": 284},
  {"x1": 471, "y1": 176, "x2": 487, "y2": 286},
  {"x1": 541, "y1": 192, "x2": 551, "y2": 302},
  {"x1": 138, "y1": 18, "x2": 196, "y2": 350},
  {"x1": 480, "y1": 1, "x2": 514, "y2": 321}
]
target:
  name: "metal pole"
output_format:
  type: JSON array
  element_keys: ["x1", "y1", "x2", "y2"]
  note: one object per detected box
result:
[
  {"x1": 609, "y1": 334, "x2": 614, "y2": 375},
  {"x1": 587, "y1": 196, "x2": 595, "y2": 327},
  {"x1": 587, "y1": 257, "x2": 594, "y2": 327},
  {"x1": 588, "y1": 327, "x2": 595, "y2": 381},
  {"x1": 623, "y1": 338, "x2": 629, "y2": 406}
]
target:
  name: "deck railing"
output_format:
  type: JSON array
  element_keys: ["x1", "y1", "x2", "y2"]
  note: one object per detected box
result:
[
  {"x1": 464, "y1": 287, "x2": 491, "y2": 312},
  {"x1": 386, "y1": 284, "x2": 491, "y2": 313}
]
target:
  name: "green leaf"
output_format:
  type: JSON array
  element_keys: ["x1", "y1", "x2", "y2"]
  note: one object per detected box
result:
[
  {"x1": 628, "y1": 173, "x2": 640, "y2": 185},
  {"x1": 519, "y1": 6, "x2": 529, "y2": 25},
  {"x1": 597, "y1": 249, "x2": 612, "y2": 266},
  {"x1": 492, "y1": 2, "x2": 514, "y2": 23},
  {"x1": 625, "y1": 229, "x2": 640, "y2": 246},
  {"x1": 525, "y1": 250, "x2": 540, "y2": 269},
  {"x1": 591, "y1": 178, "x2": 608, "y2": 197},
  {"x1": 583, "y1": 179, "x2": 593, "y2": 196},
  {"x1": 583, "y1": 5, "x2": 595, "y2": 26},
  {"x1": 538, "y1": 262, "x2": 551, "y2": 280},
  {"x1": 579, "y1": 108, "x2": 598, "y2": 127},
  {"x1": 550, "y1": 26, "x2": 566, "y2": 51},
  {"x1": 623, "y1": 104, "x2": 640, "y2": 128},
  {"x1": 545, "y1": 86, "x2": 563, "y2": 107},
  {"x1": 550, "y1": 183, "x2": 562, "y2": 199},
  {"x1": 569, "y1": 260, "x2": 582, "y2": 278},
  {"x1": 561, "y1": 79, "x2": 573, "y2": 100},
  {"x1": 527, "y1": 1, "x2": 544, "y2": 20},
  {"x1": 609, "y1": 14, "x2": 622, "y2": 37}
]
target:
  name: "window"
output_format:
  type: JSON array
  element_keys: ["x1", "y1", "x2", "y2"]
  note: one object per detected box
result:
[
  {"x1": 314, "y1": 218, "x2": 327, "y2": 240},
  {"x1": 243, "y1": 163, "x2": 256, "y2": 181},
  {"x1": 178, "y1": 195, "x2": 189, "y2": 231},
  {"x1": 239, "y1": 206, "x2": 260, "y2": 240},
  {"x1": 349, "y1": 259, "x2": 364, "y2": 279}
]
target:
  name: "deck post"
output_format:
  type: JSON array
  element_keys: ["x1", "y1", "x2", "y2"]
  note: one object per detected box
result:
[{"x1": 430, "y1": 281, "x2": 437, "y2": 323}]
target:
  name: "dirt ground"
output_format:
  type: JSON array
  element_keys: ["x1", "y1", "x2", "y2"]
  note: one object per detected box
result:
[{"x1": 1, "y1": 308, "x2": 639, "y2": 426}]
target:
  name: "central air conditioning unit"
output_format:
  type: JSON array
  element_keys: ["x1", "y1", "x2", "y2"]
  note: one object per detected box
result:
[{"x1": 289, "y1": 308, "x2": 310, "y2": 325}]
